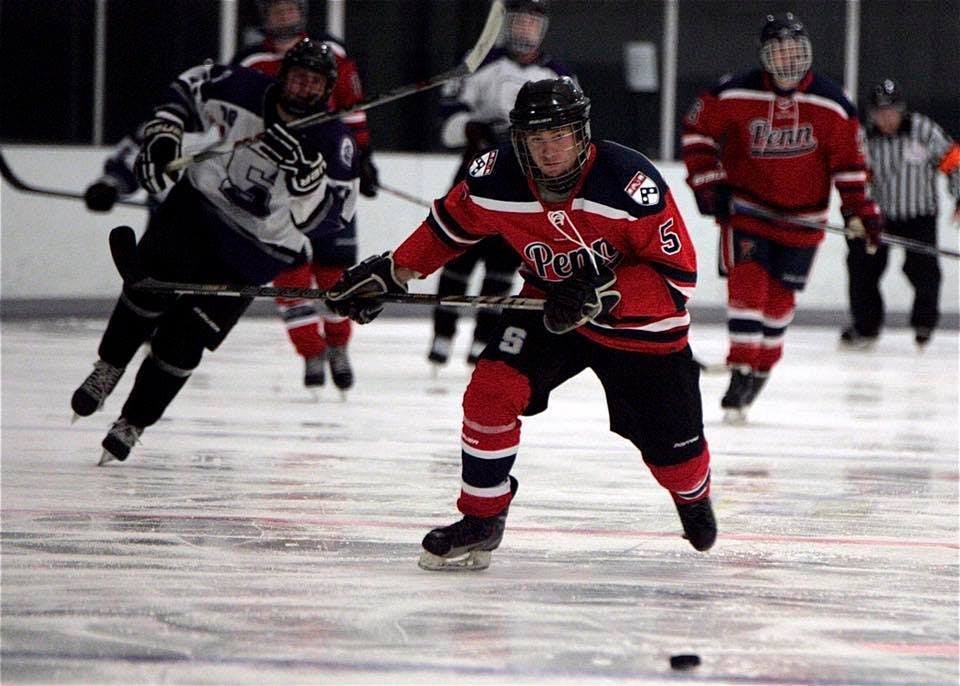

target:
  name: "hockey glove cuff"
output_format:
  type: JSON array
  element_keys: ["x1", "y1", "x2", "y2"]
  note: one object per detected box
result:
[
  {"x1": 325, "y1": 252, "x2": 409, "y2": 324},
  {"x1": 135, "y1": 116, "x2": 184, "y2": 195},
  {"x1": 689, "y1": 169, "x2": 731, "y2": 221},
  {"x1": 543, "y1": 264, "x2": 620, "y2": 335}
]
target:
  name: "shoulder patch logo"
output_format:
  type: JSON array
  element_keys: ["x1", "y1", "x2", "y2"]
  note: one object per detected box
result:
[
  {"x1": 625, "y1": 171, "x2": 660, "y2": 206},
  {"x1": 468, "y1": 149, "x2": 498, "y2": 177}
]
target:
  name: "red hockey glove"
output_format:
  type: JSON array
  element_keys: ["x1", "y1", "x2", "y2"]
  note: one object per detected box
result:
[
  {"x1": 843, "y1": 201, "x2": 883, "y2": 254},
  {"x1": 325, "y1": 252, "x2": 408, "y2": 324},
  {"x1": 688, "y1": 169, "x2": 731, "y2": 221},
  {"x1": 543, "y1": 264, "x2": 620, "y2": 335}
]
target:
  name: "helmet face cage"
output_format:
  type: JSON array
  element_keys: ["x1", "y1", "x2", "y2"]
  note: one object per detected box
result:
[
  {"x1": 758, "y1": 13, "x2": 812, "y2": 88},
  {"x1": 257, "y1": 0, "x2": 307, "y2": 41},
  {"x1": 509, "y1": 78, "x2": 591, "y2": 194},
  {"x1": 505, "y1": 10, "x2": 549, "y2": 55},
  {"x1": 278, "y1": 39, "x2": 338, "y2": 117}
]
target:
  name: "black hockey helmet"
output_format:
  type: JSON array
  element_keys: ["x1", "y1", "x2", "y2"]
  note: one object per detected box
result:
[
  {"x1": 509, "y1": 77, "x2": 591, "y2": 193},
  {"x1": 277, "y1": 38, "x2": 338, "y2": 117},
  {"x1": 256, "y1": 0, "x2": 307, "y2": 41},
  {"x1": 869, "y1": 78, "x2": 906, "y2": 111},
  {"x1": 504, "y1": 0, "x2": 550, "y2": 56},
  {"x1": 758, "y1": 12, "x2": 812, "y2": 88}
]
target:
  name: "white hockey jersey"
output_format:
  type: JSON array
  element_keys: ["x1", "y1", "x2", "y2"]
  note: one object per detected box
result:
[{"x1": 156, "y1": 62, "x2": 358, "y2": 267}]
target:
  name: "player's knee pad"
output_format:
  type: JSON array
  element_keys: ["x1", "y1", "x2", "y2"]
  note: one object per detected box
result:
[
  {"x1": 313, "y1": 264, "x2": 347, "y2": 290},
  {"x1": 149, "y1": 321, "x2": 204, "y2": 372},
  {"x1": 726, "y1": 261, "x2": 770, "y2": 309},
  {"x1": 463, "y1": 360, "x2": 531, "y2": 426}
]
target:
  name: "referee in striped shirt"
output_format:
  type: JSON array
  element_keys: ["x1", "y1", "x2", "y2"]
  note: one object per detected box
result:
[{"x1": 841, "y1": 78, "x2": 960, "y2": 348}]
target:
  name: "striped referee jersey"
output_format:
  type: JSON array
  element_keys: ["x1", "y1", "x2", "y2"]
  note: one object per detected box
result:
[{"x1": 866, "y1": 111, "x2": 960, "y2": 220}]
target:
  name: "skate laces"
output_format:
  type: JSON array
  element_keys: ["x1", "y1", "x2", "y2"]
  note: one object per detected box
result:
[
  {"x1": 81, "y1": 361, "x2": 124, "y2": 401},
  {"x1": 108, "y1": 418, "x2": 143, "y2": 448}
]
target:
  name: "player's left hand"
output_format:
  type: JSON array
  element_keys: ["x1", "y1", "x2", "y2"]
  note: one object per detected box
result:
[
  {"x1": 543, "y1": 264, "x2": 620, "y2": 335},
  {"x1": 358, "y1": 148, "x2": 379, "y2": 198},
  {"x1": 325, "y1": 252, "x2": 408, "y2": 324},
  {"x1": 135, "y1": 116, "x2": 183, "y2": 195}
]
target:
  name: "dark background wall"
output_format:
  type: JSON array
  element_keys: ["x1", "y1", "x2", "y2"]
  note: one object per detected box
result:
[{"x1": 1, "y1": 0, "x2": 957, "y2": 158}]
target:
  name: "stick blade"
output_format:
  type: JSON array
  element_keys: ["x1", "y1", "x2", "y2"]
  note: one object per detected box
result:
[
  {"x1": 108, "y1": 225, "x2": 143, "y2": 283},
  {"x1": 463, "y1": 0, "x2": 506, "y2": 73}
]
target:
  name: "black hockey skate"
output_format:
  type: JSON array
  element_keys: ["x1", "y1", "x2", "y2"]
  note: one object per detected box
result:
[
  {"x1": 427, "y1": 335, "x2": 452, "y2": 365},
  {"x1": 721, "y1": 367, "x2": 768, "y2": 424},
  {"x1": 99, "y1": 417, "x2": 143, "y2": 466},
  {"x1": 675, "y1": 496, "x2": 717, "y2": 551},
  {"x1": 304, "y1": 354, "x2": 326, "y2": 388},
  {"x1": 327, "y1": 346, "x2": 354, "y2": 391},
  {"x1": 71, "y1": 360, "x2": 124, "y2": 420},
  {"x1": 419, "y1": 476, "x2": 518, "y2": 571},
  {"x1": 839, "y1": 326, "x2": 878, "y2": 350}
]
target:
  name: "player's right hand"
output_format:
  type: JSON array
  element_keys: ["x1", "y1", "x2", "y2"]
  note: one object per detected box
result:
[
  {"x1": 84, "y1": 180, "x2": 119, "y2": 212},
  {"x1": 689, "y1": 169, "x2": 730, "y2": 221},
  {"x1": 325, "y1": 252, "x2": 409, "y2": 324},
  {"x1": 135, "y1": 116, "x2": 183, "y2": 195},
  {"x1": 543, "y1": 264, "x2": 620, "y2": 335}
]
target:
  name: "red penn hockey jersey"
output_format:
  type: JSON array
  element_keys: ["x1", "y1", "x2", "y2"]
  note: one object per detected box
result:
[
  {"x1": 394, "y1": 140, "x2": 698, "y2": 354},
  {"x1": 682, "y1": 69, "x2": 873, "y2": 247}
]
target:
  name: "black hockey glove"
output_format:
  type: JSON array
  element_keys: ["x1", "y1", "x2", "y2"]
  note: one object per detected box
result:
[
  {"x1": 357, "y1": 147, "x2": 379, "y2": 198},
  {"x1": 842, "y1": 201, "x2": 883, "y2": 254},
  {"x1": 543, "y1": 264, "x2": 621, "y2": 335},
  {"x1": 84, "y1": 179, "x2": 119, "y2": 212},
  {"x1": 260, "y1": 122, "x2": 326, "y2": 195},
  {"x1": 689, "y1": 169, "x2": 731, "y2": 221},
  {"x1": 325, "y1": 252, "x2": 408, "y2": 324},
  {"x1": 135, "y1": 116, "x2": 183, "y2": 195}
]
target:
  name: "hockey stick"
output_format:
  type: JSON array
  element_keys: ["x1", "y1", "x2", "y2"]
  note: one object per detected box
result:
[
  {"x1": 732, "y1": 201, "x2": 960, "y2": 258},
  {"x1": 165, "y1": 1, "x2": 506, "y2": 173},
  {"x1": 0, "y1": 148, "x2": 149, "y2": 209},
  {"x1": 107, "y1": 226, "x2": 544, "y2": 311},
  {"x1": 376, "y1": 182, "x2": 433, "y2": 210}
]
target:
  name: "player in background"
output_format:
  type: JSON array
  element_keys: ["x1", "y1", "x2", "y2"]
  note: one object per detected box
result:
[
  {"x1": 681, "y1": 12, "x2": 882, "y2": 423},
  {"x1": 428, "y1": 0, "x2": 576, "y2": 368},
  {"x1": 71, "y1": 39, "x2": 359, "y2": 465},
  {"x1": 840, "y1": 78, "x2": 960, "y2": 349},
  {"x1": 326, "y1": 77, "x2": 716, "y2": 571},
  {"x1": 83, "y1": 0, "x2": 377, "y2": 392},
  {"x1": 236, "y1": 0, "x2": 378, "y2": 392}
]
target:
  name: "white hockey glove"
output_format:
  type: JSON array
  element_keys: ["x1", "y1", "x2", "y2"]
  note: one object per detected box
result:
[
  {"x1": 260, "y1": 123, "x2": 326, "y2": 195},
  {"x1": 135, "y1": 116, "x2": 183, "y2": 195},
  {"x1": 325, "y1": 252, "x2": 409, "y2": 324},
  {"x1": 543, "y1": 264, "x2": 621, "y2": 335}
]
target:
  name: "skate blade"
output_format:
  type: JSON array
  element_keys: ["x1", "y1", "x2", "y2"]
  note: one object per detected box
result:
[
  {"x1": 722, "y1": 408, "x2": 748, "y2": 425},
  {"x1": 418, "y1": 549, "x2": 491, "y2": 571},
  {"x1": 98, "y1": 450, "x2": 118, "y2": 466}
]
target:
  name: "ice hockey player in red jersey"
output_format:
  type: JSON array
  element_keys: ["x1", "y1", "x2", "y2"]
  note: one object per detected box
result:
[
  {"x1": 682, "y1": 12, "x2": 882, "y2": 423},
  {"x1": 326, "y1": 77, "x2": 716, "y2": 570},
  {"x1": 235, "y1": 0, "x2": 379, "y2": 392}
]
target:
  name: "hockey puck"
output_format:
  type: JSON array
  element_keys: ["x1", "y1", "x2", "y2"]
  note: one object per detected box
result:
[{"x1": 670, "y1": 654, "x2": 701, "y2": 670}]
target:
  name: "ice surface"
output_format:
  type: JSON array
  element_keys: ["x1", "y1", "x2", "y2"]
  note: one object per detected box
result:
[{"x1": 2, "y1": 317, "x2": 957, "y2": 685}]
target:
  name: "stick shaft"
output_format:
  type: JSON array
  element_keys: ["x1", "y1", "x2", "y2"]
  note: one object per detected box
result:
[
  {"x1": 732, "y1": 201, "x2": 959, "y2": 258},
  {"x1": 166, "y1": 1, "x2": 505, "y2": 173}
]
